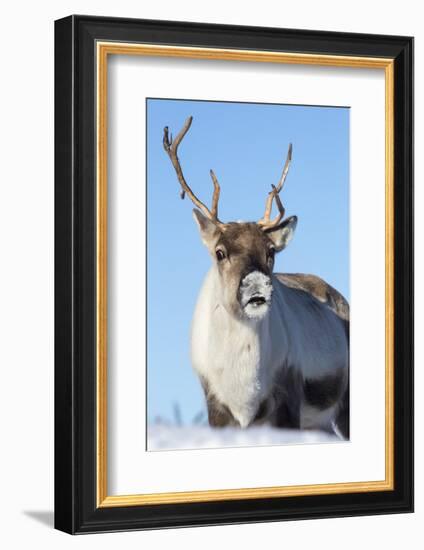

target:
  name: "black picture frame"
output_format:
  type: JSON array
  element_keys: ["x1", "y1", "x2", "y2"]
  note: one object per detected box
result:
[{"x1": 55, "y1": 14, "x2": 414, "y2": 534}]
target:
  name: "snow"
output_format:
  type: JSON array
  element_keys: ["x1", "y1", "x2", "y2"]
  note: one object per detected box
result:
[{"x1": 147, "y1": 424, "x2": 342, "y2": 451}]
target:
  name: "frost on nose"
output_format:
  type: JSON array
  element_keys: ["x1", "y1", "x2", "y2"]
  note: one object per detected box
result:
[
  {"x1": 240, "y1": 271, "x2": 273, "y2": 310},
  {"x1": 241, "y1": 270, "x2": 272, "y2": 293}
]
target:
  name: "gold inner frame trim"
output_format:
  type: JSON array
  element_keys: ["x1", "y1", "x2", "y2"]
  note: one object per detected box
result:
[{"x1": 96, "y1": 41, "x2": 395, "y2": 508}]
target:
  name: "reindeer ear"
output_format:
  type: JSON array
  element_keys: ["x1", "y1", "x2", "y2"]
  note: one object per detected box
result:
[
  {"x1": 266, "y1": 216, "x2": 297, "y2": 252},
  {"x1": 192, "y1": 209, "x2": 221, "y2": 248}
]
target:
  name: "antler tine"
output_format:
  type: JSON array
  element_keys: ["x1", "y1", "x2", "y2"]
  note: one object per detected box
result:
[
  {"x1": 209, "y1": 169, "x2": 220, "y2": 219},
  {"x1": 163, "y1": 116, "x2": 224, "y2": 228},
  {"x1": 275, "y1": 142, "x2": 292, "y2": 193},
  {"x1": 257, "y1": 143, "x2": 292, "y2": 230}
]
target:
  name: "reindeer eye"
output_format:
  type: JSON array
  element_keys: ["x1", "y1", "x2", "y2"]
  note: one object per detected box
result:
[{"x1": 216, "y1": 249, "x2": 226, "y2": 262}]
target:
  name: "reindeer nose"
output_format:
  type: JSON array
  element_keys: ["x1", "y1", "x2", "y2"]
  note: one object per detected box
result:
[{"x1": 241, "y1": 271, "x2": 272, "y2": 292}]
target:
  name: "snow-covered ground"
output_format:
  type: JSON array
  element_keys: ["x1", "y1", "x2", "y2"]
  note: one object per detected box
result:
[{"x1": 148, "y1": 425, "x2": 341, "y2": 451}]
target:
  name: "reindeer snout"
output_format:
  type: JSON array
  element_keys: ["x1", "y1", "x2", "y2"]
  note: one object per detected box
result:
[
  {"x1": 239, "y1": 271, "x2": 273, "y2": 312},
  {"x1": 241, "y1": 271, "x2": 272, "y2": 291}
]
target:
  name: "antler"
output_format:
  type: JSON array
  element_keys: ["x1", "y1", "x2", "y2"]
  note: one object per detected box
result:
[
  {"x1": 163, "y1": 116, "x2": 224, "y2": 228},
  {"x1": 257, "y1": 143, "x2": 293, "y2": 230}
]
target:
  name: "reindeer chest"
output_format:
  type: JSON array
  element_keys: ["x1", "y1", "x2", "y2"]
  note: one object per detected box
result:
[{"x1": 194, "y1": 317, "x2": 274, "y2": 428}]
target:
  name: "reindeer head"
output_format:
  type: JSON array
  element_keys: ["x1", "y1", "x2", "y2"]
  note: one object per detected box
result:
[{"x1": 163, "y1": 116, "x2": 297, "y2": 321}]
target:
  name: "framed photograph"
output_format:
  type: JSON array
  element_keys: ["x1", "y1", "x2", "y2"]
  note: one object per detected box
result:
[{"x1": 54, "y1": 15, "x2": 413, "y2": 534}]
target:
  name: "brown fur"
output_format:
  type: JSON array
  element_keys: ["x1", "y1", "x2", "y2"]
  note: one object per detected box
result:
[
  {"x1": 216, "y1": 223, "x2": 275, "y2": 277},
  {"x1": 199, "y1": 376, "x2": 236, "y2": 427},
  {"x1": 276, "y1": 273, "x2": 349, "y2": 322},
  {"x1": 206, "y1": 394, "x2": 237, "y2": 427},
  {"x1": 211, "y1": 222, "x2": 277, "y2": 317}
]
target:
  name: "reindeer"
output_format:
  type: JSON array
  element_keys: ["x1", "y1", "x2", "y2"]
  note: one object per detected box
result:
[{"x1": 163, "y1": 116, "x2": 349, "y2": 438}]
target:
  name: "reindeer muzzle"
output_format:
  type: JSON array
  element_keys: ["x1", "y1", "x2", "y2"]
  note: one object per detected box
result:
[{"x1": 239, "y1": 271, "x2": 273, "y2": 318}]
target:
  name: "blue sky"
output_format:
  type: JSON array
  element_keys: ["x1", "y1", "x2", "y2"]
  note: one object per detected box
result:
[{"x1": 146, "y1": 98, "x2": 349, "y2": 426}]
